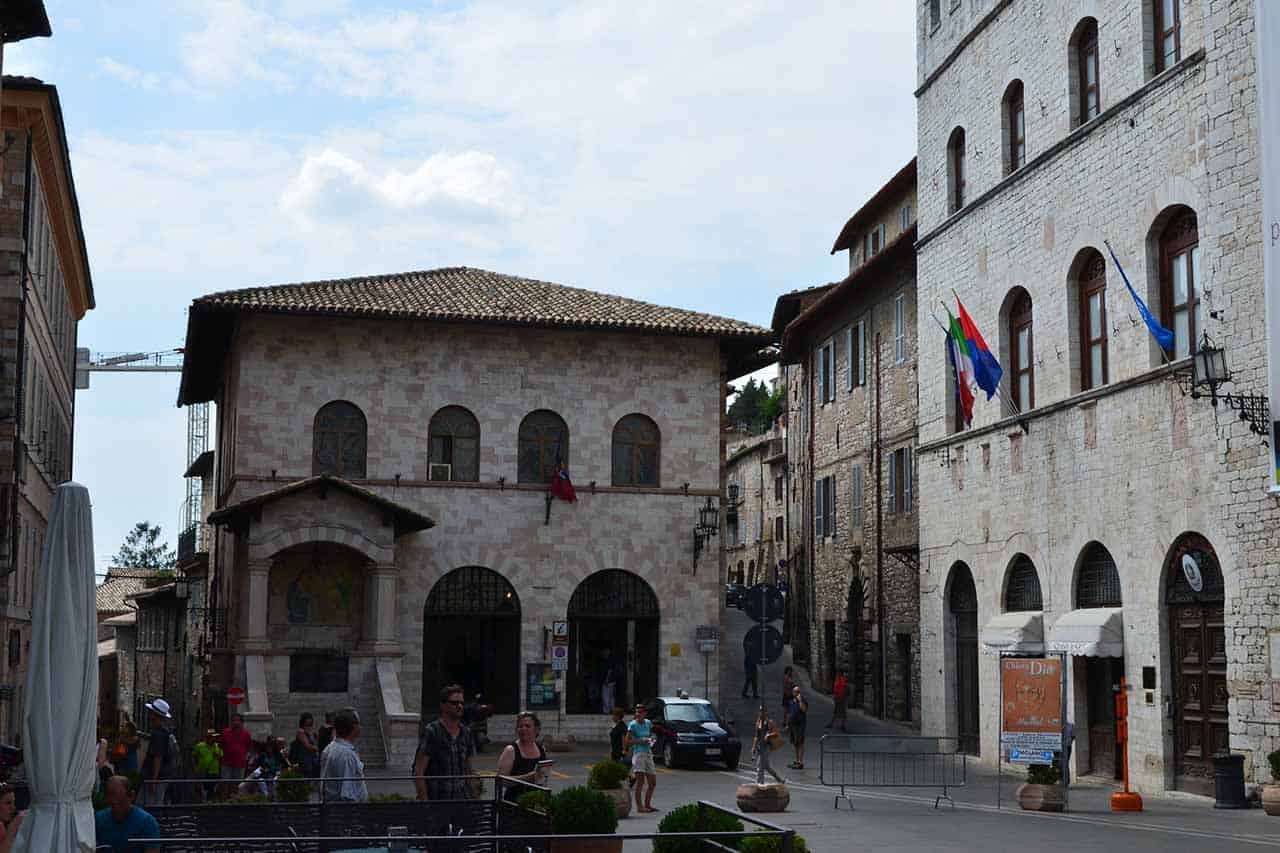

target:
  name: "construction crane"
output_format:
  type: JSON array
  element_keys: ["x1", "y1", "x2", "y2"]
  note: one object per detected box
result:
[{"x1": 74, "y1": 348, "x2": 209, "y2": 538}]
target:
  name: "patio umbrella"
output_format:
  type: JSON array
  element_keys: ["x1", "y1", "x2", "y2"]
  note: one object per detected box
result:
[{"x1": 14, "y1": 482, "x2": 97, "y2": 851}]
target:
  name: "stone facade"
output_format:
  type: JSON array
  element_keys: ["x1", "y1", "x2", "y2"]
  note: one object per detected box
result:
[
  {"x1": 775, "y1": 166, "x2": 921, "y2": 724},
  {"x1": 0, "y1": 77, "x2": 91, "y2": 744},
  {"x1": 189, "y1": 306, "x2": 764, "y2": 768},
  {"x1": 724, "y1": 422, "x2": 788, "y2": 589},
  {"x1": 914, "y1": 0, "x2": 1277, "y2": 792}
]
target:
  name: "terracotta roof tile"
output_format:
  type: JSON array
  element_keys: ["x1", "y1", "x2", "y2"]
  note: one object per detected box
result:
[{"x1": 96, "y1": 568, "x2": 164, "y2": 619}]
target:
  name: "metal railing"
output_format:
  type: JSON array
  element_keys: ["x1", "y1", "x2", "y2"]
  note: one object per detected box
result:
[{"x1": 818, "y1": 735, "x2": 967, "y2": 810}]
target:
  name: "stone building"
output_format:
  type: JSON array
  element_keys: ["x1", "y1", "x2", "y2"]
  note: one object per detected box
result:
[
  {"x1": 914, "y1": 0, "x2": 1276, "y2": 793},
  {"x1": 724, "y1": 420, "x2": 788, "y2": 589},
  {"x1": 0, "y1": 75, "x2": 92, "y2": 744},
  {"x1": 177, "y1": 267, "x2": 771, "y2": 766},
  {"x1": 95, "y1": 568, "x2": 162, "y2": 732},
  {"x1": 773, "y1": 160, "x2": 921, "y2": 723}
]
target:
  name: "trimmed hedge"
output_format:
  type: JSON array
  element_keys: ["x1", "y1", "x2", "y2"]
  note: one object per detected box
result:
[{"x1": 653, "y1": 803, "x2": 743, "y2": 853}]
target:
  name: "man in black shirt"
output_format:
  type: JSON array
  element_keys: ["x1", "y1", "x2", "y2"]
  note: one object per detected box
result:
[{"x1": 413, "y1": 683, "x2": 476, "y2": 800}]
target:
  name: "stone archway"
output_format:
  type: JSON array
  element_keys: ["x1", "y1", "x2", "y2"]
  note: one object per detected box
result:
[
  {"x1": 422, "y1": 567, "x2": 521, "y2": 713},
  {"x1": 567, "y1": 570, "x2": 659, "y2": 714},
  {"x1": 947, "y1": 563, "x2": 979, "y2": 755}
]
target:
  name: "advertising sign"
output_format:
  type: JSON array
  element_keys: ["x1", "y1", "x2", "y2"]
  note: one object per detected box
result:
[
  {"x1": 526, "y1": 663, "x2": 560, "y2": 711},
  {"x1": 1259, "y1": 0, "x2": 1280, "y2": 490},
  {"x1": 999, "y1": 657, "x2": 1063, "y2": 753}
]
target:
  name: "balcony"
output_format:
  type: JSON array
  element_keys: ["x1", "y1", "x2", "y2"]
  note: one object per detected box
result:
[{"x1": 177, "y1": 523, "x2": 207, "y2": 566}]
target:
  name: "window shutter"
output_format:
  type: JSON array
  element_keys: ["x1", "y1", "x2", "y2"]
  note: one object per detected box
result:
[
  {"x1": 829, "y1": 477, "x2": 837, "y2": 539},
  {"x1": 817, "y1": 347, "x2": 827, "y2": 404},
  {"x1": 815, "y1": 478, "x2": 824, "y2": 539},
  {"x1": 852, "y1": 464, "x2": 863, "y2": 528},
  {"x1": 887, "y1": 452, "x2": 896, "y2": 515},
  {"x1": 894, "y1": 294, "x2": 906, "y2": 363},
  {"x1": 857, "y1": 321, "x2": 866, "y2": 386},
  {"x1": 846, "y1": 327, "x2": 854, "y2": 391},
  {"x1": 904, "y1": 447, "x2": 913, "y2": 512}
]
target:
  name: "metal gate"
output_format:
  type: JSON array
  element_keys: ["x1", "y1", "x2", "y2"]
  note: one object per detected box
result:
[{"x1": 948, "y1": 564, "x2": 979, "y2": 756}]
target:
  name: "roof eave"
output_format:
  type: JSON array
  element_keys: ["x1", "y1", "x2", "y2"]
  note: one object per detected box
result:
[
  {"x1": 2, "y1": 2, "x2": 51, "y2": 42},
  {"x1": 830, "y1": 158, "x2": 918, "y2": 255}
]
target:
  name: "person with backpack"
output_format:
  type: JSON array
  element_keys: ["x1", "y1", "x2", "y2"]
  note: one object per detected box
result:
[
  {"x1": 750, "y1": 705, "x2": 785, "y2": 785},
  {"x1": 142, "y1": 698, "x2": 179, "y2": 806}
]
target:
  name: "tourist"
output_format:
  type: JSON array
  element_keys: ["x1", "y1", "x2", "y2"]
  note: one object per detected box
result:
[
  {"x1": 608, "y1": 707, "x2": 627, "y2": 763},
  {"x1": 496, "y1": 712, "x2": 548, "y2": 800},
  {"x1": 463, "y1": 693, "x2": 493, "y2": 753},
  {"x1": 192, "y1": 729, "x2": 223, "y2": 801},
  {"x1": 219, "y1": 713, "x2": 253, "y2": 789},
  {"x1": 625, "y1": 703, "x2": 658, "y2": 813},
  {"x1": 786, "y1": 686, "x2": 808, "y2": 770},
  {"x1": 742, "y1": 651, "x2": 759, "y2": 699},
  {"x1": 114, "y1": 718, "x2": 140, "y2": 775},
  {"x1": 0, "y1": 783, "x2": 25, "y2": 853},
  {"x1": 291, "y1": 713, "x2": 320, "y2": 777},
  {"x1": 781, "y1": 667, "x2": 795, "y2": 721},
  {"x1": 828, "y1": 668, "x2": 849, "y2": 732},
  {"x1": 317, "y1": 711, "x2": 335, "y2": 754},
  {"x1": 141, "y1": 698, "x2": 177, "y2": 806},
  {"x1": 414, "y1": 683, "x2": 476, "y2": 800},
  {"x1": 751, "y1": 705, "x2": 785, "y2": 785},
  {"x1": 94, "y1": 775, "x2": 160, "y2": 853},
  {"x1": 320, "y1": 709, "x2": 368, "y2": 802}
]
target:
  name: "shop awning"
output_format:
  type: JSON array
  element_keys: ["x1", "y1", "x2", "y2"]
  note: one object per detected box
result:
[
  {"x1": 980, "y1": 611, "x2": 1044, "y2": 655},
  {"x1": 1047, "y1": 607, "x2": 1124, "y2": 658},
  {"x1": 96, "y1": 638, "x2": 116, "y2": 659}
]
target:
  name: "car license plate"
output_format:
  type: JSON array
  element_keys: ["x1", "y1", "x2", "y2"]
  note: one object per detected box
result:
[{"x1": 705, "y1": 748, "x2": 721, "y2": 756}]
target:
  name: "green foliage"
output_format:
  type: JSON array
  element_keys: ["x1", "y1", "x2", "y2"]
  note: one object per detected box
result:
[
  {"x1": 143, "y1": 570, "x2": 176, "y2": 589},
  {"x1": 727, "y1": 378, "x2": 780, "y2": 435},
  {"x1": 369, "y1": 792, "x2": 413, "y2": 803},
  {"x1": 588, "y1": 759, "x2": 630, "y2": 790},
  {"x1": 276, "y1": 767, "x2": 313, "y2": 802},
  {"x1": 227, "y1": 792, "x2": 269, "y2": 804},
  {"x1": 515, "y1": 789, "x2": 550, "y2": 813},
  {"x1": 1025, "y1": 764, "x2": 1061, "y2": 785},
  {"x1": 1268, "y1": 749, "x2": 1280, "y2": 783},
  {"x1": 113, "y1": 522, "x2": 176, "y2": 570},
  {"x1": 738, "y1": 835, "x2": 808, "y2": 853},
  {"x1": 654, "y1": 803, "x2": 743, "y2": 853},
  {"x1": 760, "y1": 384, "x2": 786, "y2": 428},
  {"x1": 549, "y1": 785, "x2": 617, "y2": 835}
]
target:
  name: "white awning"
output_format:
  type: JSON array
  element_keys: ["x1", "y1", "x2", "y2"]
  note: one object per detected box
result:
[
  {"x1": 980, "y1": 611, "x2": 1044, "y2": 655},
  {"x1": 96, "y1": 639, "x2": 117, "y2": 659},
  {"x1": 1047, "y1": 607, "x2": 1124, "y2": 658}
]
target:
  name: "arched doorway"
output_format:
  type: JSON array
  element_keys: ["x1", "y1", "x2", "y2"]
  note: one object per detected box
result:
[
  {"x1": 423, "y1": 567, "x2": 520, "y2": 713},
  {"x1": 567, "y1": 570, "x2": 658, "y2": 714},
  {"x1": 1165, "y1": 534, "x2": 1227, "y2": 795},
  {"x1": 948, "y1": 563, "x2": 979, "y2": 755},
  {"x1": 1075, "y1": 541, "x2": 1123, "y2": 778}
]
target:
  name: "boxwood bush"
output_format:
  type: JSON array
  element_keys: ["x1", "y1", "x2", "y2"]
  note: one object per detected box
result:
[
  {"x1": 588, "y1": 759, "x2": 630, "y2": 790},
  {"x1": 738, "y1": 835, "x2": 808, "y2": 853},
  {"x1": 653, "y1": 803, "x2": 743, "y2": 853},
  {"x1": 550, "y1": 786, "x2": 618, "y2": 835}
]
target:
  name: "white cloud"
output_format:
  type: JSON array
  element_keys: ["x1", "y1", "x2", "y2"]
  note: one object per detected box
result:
[{"x1": 98, "y1": 57, "x2": 163, "y2": 90}]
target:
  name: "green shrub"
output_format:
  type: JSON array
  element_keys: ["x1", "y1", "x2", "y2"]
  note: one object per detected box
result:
[
  {"x1": 369, "y1": 792, "x2": 413, "y2": 803},
  {"x1": 653, "y1": 803, "x2": 743, "y2": 853},
  {"x1": 738, "y1": 835, "x2": 808, "y2": 853},
  {"x1": 276, "y1": 768, "x2": 313, "y2": 802},
  {"x1": 549, "y1": 786, "x2": 617, "y2": 835},
  {"x1": 1268, "y1": 750, "x2": 1280, "y2": 783},
  {"x1": 1026, "y1": 764, "x2": 1061, "y2": 785},
  {"x1": 588, "y1": 760, "x2": 630, "y2": 790},
  {"x1": 516, "y1": 790, "x2": 550, "y2": 813},
  {"x1": 228, "y1": 793, "x2": 269, "y2": 804},
  {"x1": 144, "y1": 570, "x2": 176, "y2": 589}
]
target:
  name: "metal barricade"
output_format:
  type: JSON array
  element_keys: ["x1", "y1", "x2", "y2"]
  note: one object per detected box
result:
[{"x1": 818, "y1": 735, "x2": 967, "y2": 810}]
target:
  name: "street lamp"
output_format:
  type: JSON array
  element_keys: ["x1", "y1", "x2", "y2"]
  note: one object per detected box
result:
[
  {"x1": 1188, "y1": 331, "x2": 1271, "y2": 436},
  {"x1": 692, "y1": 497, "x2": 719, "y2": 570}
]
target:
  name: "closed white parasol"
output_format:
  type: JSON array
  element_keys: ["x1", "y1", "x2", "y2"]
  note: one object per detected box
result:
[{"x1": 14, "y1": 483, "x2": 97, "y2": 851}]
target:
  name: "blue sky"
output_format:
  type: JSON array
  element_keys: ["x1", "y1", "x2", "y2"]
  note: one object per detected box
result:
[{"x1": 6, "y1": 0, "x2": 917, "y2": 571}]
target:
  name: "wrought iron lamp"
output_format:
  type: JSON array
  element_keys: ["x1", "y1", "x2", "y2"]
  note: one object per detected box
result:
[
  {"x1": 1189, "y1": 331, "x2": 1271, "y2": 436},
  {"x1": 692, "y1": 496, "x2": 719, "y2": 569}
]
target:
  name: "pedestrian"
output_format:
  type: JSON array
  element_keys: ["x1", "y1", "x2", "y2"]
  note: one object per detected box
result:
[
  {"x1": 114, "y1": 718, "x2": 140, "y2": 774},
  {"x1": 625, "y1": 703, "x2": 658, "y2": 813},
  {"x1": 601, "y1": 657, "x2": 618, "y2": 714},
  {"x1": 414, "y1": 683, "x2": 477, "y2": 801},
  {"x1": 192, "y1": 729, "x2": 223, "y2": 801},
  {"x1": 828, "y1": 668, "x2": 849, "y2": 731},
  {"x1": 463, "y1": 693, "x2": 493, "y2": 754},
  {"x1": 786, "y1": 686, "x2": 808, "y2": 770},
  {"x1": 320, "y1": 708, "x2": 368, "y2": 803},
  {"x1": 96, "y1": 735, "x2": 113, "y2": 792},
  {"x1": 94, "y1": 775, "x2": 160, "y2": 853},
  {"x1": 781, "y1": 666, "x2": 795, "y2": 718},
  {"x1": 0, "y1": 783, "x2": 25, "y2": 853},
  {"x1": 219, "y1": 713, "x2": 253, "y2": 794},
  {"x1": 742, "y1": 651, "x2": 759, "y2": 699},
  {"x1": 608, "y1": 707, "x2": 627, "y2": 763},
  {"x1": 317, "y1": 711, "x2": 335, "y2": 754},
  {"x1": 141, "y1": 698, "x2": 177, "y2": 806},
  {"x1": 496, "y1": 712, "x2": 548, "y2": 800},
  {"x1": 750, "y1": 706, "x2": 785, "y2": 785},
  {"x1": 291, "y1": 713, "x2": 321, "y2": 777}
]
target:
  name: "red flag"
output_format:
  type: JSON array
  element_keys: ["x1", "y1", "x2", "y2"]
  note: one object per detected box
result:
[{"x1": 550, "y1": 462, "x2": 577, "y2": 503}]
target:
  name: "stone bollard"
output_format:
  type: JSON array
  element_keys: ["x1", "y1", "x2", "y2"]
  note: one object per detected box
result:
[{"x1": 736, "y1": 783, "x2": 790, "y2": 812}]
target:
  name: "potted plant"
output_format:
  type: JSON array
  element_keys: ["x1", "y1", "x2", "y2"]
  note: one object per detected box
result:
[
  {"x1": 549, "y1": 785, "x2": 620, "y2": 853},
  {"x1": 1263, "y1": 750, "x2": 1280, "y2": 816},
  {"x1": 738, "y1": 835, "x2": 808, "y2": 853},
  {"x1": 588, "y1": 759, "x2": 632, "y2": 819},
  {"x1": 1016, "y1": 763, "x2": 1064, "y2": 812},
  {"x1": 516, "y1": 789, "x2": 550, "y2": 814},
  {"x1": 276, "y1": 767, "x2": 313, "y2": 803},
  {"x1": 654, "y1": 803, "x2": 743, "y2": 853}
]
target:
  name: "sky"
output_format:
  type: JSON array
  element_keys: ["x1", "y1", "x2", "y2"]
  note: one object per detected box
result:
[{"x1": 4, "y1": 1, "x2": 917, "y2": 573}]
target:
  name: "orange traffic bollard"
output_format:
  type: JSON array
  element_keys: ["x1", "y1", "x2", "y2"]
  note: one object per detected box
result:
[{"x1": 1110, "y1": 675, "x2": 1144, "y2": 812}]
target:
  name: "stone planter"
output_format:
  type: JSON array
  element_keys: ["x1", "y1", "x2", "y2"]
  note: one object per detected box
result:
[
  {"x1": 550, "y1": 840, "x2": 624, "y2": 853},
  {"x1": 735, "y1": 783, "x2": 790, "y2": 812},
  {"x1": 595, "y1": 786, "x2": 631, "y2": 819},
  {"x1": 1262, "y1": 784, "x2": 1280, "y2": 816},
  {"x1": 1016, "y1": 783, "x2": 1065, "y2": 812}
]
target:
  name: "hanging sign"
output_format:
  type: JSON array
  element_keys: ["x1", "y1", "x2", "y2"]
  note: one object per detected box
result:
[
  {"x1": 1259, "y1": 0, "x2": 1280, "y2": 491},
  {"x1": 999, "y1": 657, "x2": 1063, "y2": 754}
]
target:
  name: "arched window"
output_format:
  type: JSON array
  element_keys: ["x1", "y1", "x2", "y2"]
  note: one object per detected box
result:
[
  {"x1": 1007, "y1": 289, "x2": 1034, "y2": 411},
  {"x1": 611, "y1": 414, "x2": 660, "y2": 486},
  {"x1": 1077, "y1": 249, "x2": 1109, "y2": 389},
  {"x1": 1159, "y1": 208, "x2": 1200, "y2": 360},
  {"x1": 1074, "y1": 19, "x2": 1100, "y2": 125},
  {"x1": 428, "y1": 406, "x2": 480, "y2": 482},
  {"x1": 518, "y1": 410, "x2": 568, "y2": 484},
  {"x1": 1004, "y1": 555, "x2": 1043, "y2": 612},
  {"x1": 947, "y1": 128, "x2": 967, "y2": 213},
  {"x1": 312, "y1": 401, "x2": 367, "y2": 478},
  {"x1": 1153, "y1": 0, "x2": 1181, "y2": 73},
  {"x1": 1076, "y1": 542, "x2": 1121, "y2": 608},
  {"x1": 1003, "y1": 81, "x2": 1025, "y2": 175}
]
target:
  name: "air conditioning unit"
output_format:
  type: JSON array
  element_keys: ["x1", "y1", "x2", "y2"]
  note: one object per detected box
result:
[{"x1": 429, "y1": 463, "x2": 452, "y2": 481}]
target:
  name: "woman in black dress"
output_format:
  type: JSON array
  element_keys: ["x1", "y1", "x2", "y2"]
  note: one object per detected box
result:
[{"x1": 496, "y1": 712, "x2": 547, "y2": 800}]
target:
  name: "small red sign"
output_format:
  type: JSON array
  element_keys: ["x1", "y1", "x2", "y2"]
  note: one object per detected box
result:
[{"x1": 226, "y1": 687, "x2": 246, "y2": 706}]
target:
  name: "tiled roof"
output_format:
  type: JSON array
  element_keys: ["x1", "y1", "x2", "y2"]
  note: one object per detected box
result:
[
  {"x1": 96, "y1": 568, "x2": 164, "y2": 619},
  {"x1": 207, "y1": 474, "x2": 435, "y2": 538},
  {"x1": 192, "y1": 267, "x2": 771, "y2": 339}
]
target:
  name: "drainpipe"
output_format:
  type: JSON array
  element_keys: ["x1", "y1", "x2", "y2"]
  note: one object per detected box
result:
[
  {"x1": 875, "y1": 332, "x2": 886, "y2": 719},
  {"x1": 806, "y1": 354, "x2": 815, "y2": 667}
]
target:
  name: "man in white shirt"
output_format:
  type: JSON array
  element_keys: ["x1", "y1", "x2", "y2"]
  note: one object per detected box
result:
[{"x1": 320, "y1": 709, "x2": 368, "y2": 802}]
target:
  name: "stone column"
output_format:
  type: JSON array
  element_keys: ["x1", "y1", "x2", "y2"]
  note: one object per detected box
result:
[
  {"x1": 242, "y1": 560, "x2": 271, "y2": 653},
  {"x1": 362, "y1": 563, "x2": 400, "y2": 654}
]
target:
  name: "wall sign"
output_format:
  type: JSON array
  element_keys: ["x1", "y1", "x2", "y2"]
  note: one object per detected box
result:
[
  {"x1": 999, "y1": 657, "x2": 1063, "y2": 754},
  {"x1": 1180, "y1": 554, "x2": 1204, "y2": 593},
  {"x1": 526, "y1": 663, "x2": 560, "y2": 711}
]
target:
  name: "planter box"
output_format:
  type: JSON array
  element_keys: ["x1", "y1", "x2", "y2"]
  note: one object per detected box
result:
[
  {"x1": 595, "y1": 786, "x2": 631, "y2": 819},
  {"x1": 550, "y1": 839, "x2": 624, "y2": 853},
  {"x1": 1262, "y1": 784, "x2": 1280, "y2": 816},
  {"x1": 736, "y1": 783, "x2": 790, "y2": 812}
]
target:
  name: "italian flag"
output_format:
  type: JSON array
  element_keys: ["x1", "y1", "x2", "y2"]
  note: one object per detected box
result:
[{"x1": 947, "y1": 309, "x2": 975, "y2": 426}]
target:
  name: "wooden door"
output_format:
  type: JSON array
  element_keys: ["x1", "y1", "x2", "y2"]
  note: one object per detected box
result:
[
  {"x1": 949, "y1": 564, "x2": 980, "y2": 755},
  {"x1": 1172, "y1": 604, "x2": 1229, "y2": 794},
  {"x1": 1086, "y1": 657, "x2": 1120, "y2": 779}
]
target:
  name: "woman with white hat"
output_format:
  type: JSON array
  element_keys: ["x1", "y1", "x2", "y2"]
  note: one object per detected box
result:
[{"x1": 142, "y1": 698, "x2": 177, "y2": 806}]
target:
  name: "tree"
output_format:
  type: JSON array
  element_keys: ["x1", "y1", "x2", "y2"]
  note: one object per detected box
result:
[
  {"x1": 728, "y1": 378, "x2": 784, "y2": 434},
  {"x1": 112, "y1": 521, "x2": 176, "y2": 569}
]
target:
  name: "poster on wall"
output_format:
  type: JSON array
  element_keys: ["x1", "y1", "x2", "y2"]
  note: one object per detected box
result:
[
  {"x1": 526, "y1": 662, "x2": 560, "y2": 711},
  {"x1": 1259, "y1": 0, "x2": 1280, "y2": 490},
  {"x1": 999, "y1": 657, "x2": 1062, "y2": 754}
]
